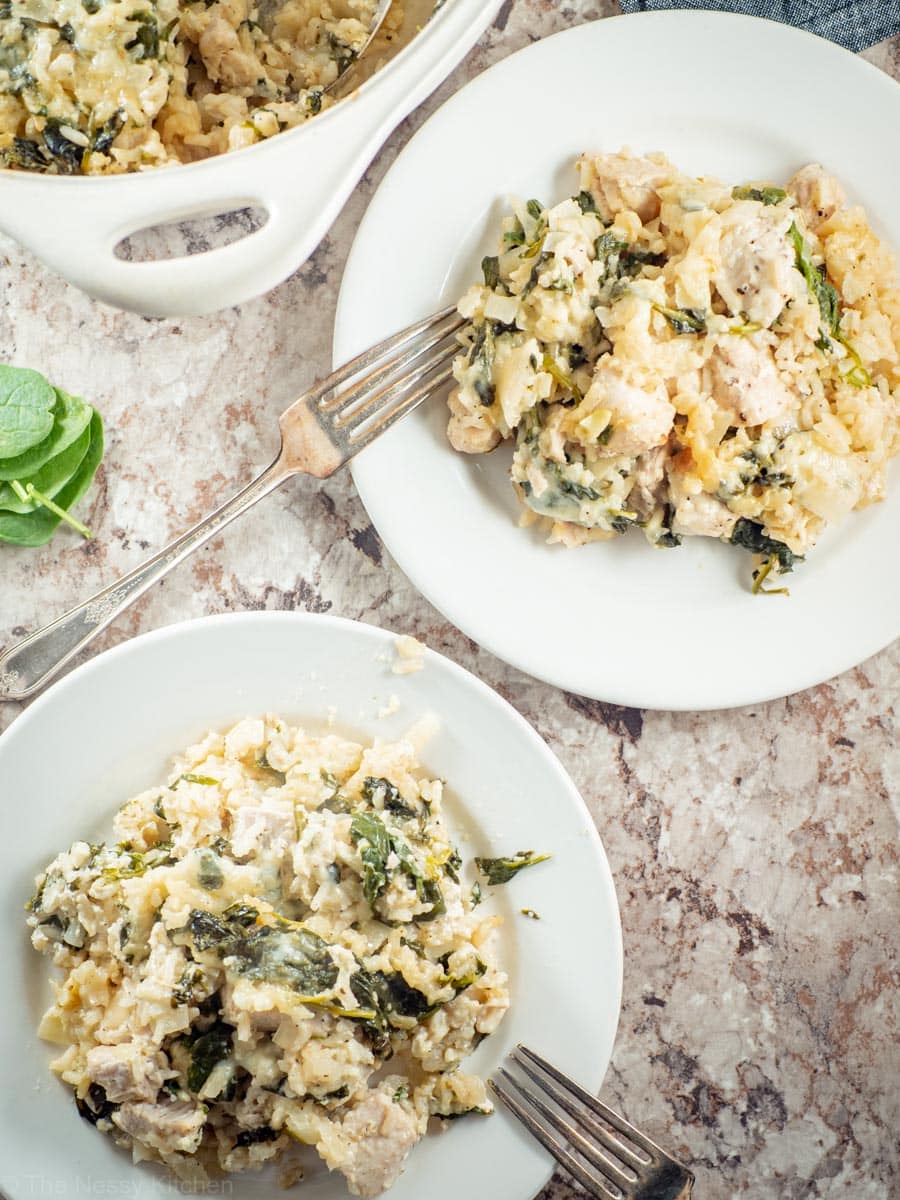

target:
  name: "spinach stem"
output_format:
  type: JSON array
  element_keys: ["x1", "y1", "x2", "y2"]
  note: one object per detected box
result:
[{"x1": 10, "y1": 479, "x2": 92, "y2": 538}]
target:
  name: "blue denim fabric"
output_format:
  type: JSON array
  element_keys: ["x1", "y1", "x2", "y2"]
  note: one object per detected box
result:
[{"x1": 618, "y1": 0, "x2": 900, "y2": 52}]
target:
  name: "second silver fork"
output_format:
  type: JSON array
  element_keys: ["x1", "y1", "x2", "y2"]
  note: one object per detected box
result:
[
  {"x1": 0, "y1": 305, "x2": 462, "y2": 701},
  {"x1": 492, "y1": 1046, "x2": 694, "y2": 1200}
]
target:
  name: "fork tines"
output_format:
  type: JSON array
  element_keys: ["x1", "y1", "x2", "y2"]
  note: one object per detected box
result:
[
  {"x1": 491, "y1": 1046, "x2": 690, "y2": 1200},
  {"x1": 315, "y1": 305, "x2": 464, "y2": 450}
]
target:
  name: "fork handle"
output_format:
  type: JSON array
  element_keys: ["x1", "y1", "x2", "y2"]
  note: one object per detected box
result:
[{"x1": 0, "y1": 456, "x2": 288, "y2": 702}]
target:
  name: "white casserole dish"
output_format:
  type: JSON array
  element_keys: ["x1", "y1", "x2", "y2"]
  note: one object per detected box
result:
[{"x1": 0, "y1": 0, "x2": 501, "y2": 317}]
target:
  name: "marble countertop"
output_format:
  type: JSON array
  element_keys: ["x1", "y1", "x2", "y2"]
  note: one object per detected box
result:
[{"x1": 0, "y1": 3, "x2": 897, "y2": 1197}]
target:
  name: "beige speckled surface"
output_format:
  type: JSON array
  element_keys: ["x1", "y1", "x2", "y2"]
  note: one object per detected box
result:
[{"x1": 0, "y1": 3, "x2": 898, "y2": 1197}]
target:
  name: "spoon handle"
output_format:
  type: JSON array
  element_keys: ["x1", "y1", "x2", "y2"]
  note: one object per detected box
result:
[{"x1": 0, "y1": 458, "x2": 288, "y2": 702}]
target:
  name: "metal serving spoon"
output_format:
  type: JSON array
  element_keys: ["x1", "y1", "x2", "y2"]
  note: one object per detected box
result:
[{"x1": 325, "y1": 0, "x2": 395, "y2": 100}]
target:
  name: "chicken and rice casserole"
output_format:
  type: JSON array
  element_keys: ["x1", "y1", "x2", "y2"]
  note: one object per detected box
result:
[
  {"x1": 0, "y1": 0, "x2": 402, "y2": 173},
  {"x1": 27, "y1": 716, "x2": 509, "y2": 1196},
  {"x1": 448, "y1": 152, "x2": 900, "y2": 590}
]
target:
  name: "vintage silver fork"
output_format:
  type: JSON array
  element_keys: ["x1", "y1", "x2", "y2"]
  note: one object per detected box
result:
[
  {"x1": 0, "y1": 305, "x2": 462, "y2": 701},
  {"x1": 492, "y1": 1046, "x2": 694, "y2": 1200}
]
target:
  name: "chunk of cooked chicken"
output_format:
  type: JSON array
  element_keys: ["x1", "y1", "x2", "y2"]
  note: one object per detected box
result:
[
  {"x1": 579, "y1": 151, "x2": 670, "y2": 223},
  {"x1": 197, "y1": 17, "x2": 263, "y2": 90},
  {"x1": 582, "y1": 362, "x2": 675, "y2": 458},
  {"x1": 787, "y1": 164, "x2": 845, "y2": 231},
  {"x1": 669, "y1": 479, "x2": 737, "y2": 538},
  {"x1": 113, "y1": 1099, "x2": 206, "y2": 1155},
  {"x1": 709, "y1": 338, "x2": 797, "y2": 427},
  {"x1": 230, "y1": 799, "x2": 295, "y2": 857},
  {"x1": 714, "y1": 206, "x2": 797, "y2": 328},
  {"x1": 447, "y1": 389, "x2": 502, "y2": 454},
  {"x1": 85, "y1": 1043, "x2": 167, "y2": 1104},
  {"x1": 627, "y1": 444, "x2": 668, "y2": 518},
  {"x1": 318, "y1": 1089, "x2": 420, "y2": 1199}
]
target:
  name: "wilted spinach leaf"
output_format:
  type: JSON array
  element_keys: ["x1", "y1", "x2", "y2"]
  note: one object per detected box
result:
[
  {"x1": 92, "y1": 110, "x2": 124, "y2": 155},
  {"x1": 475, "y1": 851, "x2": 551, "y2": 885},
  {"x1": 196, "y1": 850, "x2": 224, "y2": 891},
  {"x1": 653, "y1": 304, "x2": 706, "y2": 334},
  {"x1": 363, "y1": 776, "x2": 417, "y2": 818},
  {"x1": 225, "y1": 924, "x2": 339, "y2": 994},
  {"x1": 235, "y1": 1125, "x2": 279, "y2": 1147},
  {"x1": 729, "y1": 518, "x2": 800, "y2": 573},
  {"x1": 126, "y1": 11, "x2": 160, "y2": 60},
  {"x1": 481, "y1": 255, "x2": 500, "y2": 289},
  {"x1": 350, "y1": 811, "x2": 393, "y2": 906},
  {"x1": 42, "y1": 121, "x2": 84, "y2": 172},
  {"x1": 732, "y1": 185, "x2": 787, "y2": 206},
  {"x1": 182, "y1": 909, "x2": 238, "y2": 951},
  {"x1": 350, "y1": 811, "x2": 444, "y2": 919},
  {"x1": 788, "y1": 222, "x2": 840, "y2": 340},
  {"x1": 75, "y1": 1083, "x2": 118, "y2": 1126},
  {"x1": 187, "y1": 1021, "x2": 233, "y2": 1092}
]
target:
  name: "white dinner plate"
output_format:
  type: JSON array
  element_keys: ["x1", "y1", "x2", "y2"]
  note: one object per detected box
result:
[
  {"x1": 336, "y1": 12, "x2": 900, "y2": 710},
  {"x1": 0, "y1": 612, "x2": 622, "y2": 1200}
]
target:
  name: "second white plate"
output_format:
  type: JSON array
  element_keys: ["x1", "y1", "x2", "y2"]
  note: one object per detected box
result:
[
  {"x1": 336, "y1": 12, "x2": 900, "y2": 710},
  {"x1": 0, "y1": 612, "x2": 621, "y2": 1200}
]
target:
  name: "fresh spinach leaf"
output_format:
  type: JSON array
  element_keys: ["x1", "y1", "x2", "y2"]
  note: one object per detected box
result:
[
  {"x1": 0, "y1": 389, "x2": 92, "y2": 481},
  {"x1": 0, "y1": 423, "x2": 91, "y2": 512},
  {"x1": 0, "y1": 365, "x2": 56, "y2": 458},
  {"x1": 0, "y1": 409, "x2": 103, "y2": 546}
]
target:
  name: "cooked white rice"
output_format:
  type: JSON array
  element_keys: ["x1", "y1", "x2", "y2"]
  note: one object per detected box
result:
[
  {"x1": 27, "y1": 715, "x2": 509, "y2": 1197},
  {"x1": 0, "y1": 0, "x2": 404, "y2": 174},
  {"x1": 447, "y1": 152, "x2": 900, "y2": 590}
]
